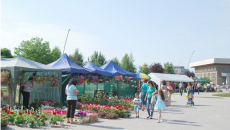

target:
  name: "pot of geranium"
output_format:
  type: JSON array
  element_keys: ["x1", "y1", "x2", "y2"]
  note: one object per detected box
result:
[
  {"x1": 14, "y1": 114, "x2": 26, "y2": 127},
  {"x1": 1, "y1": 116, "x2": 8, "y2": 127},
  {"x1": 56, "y1": 115, "x2": 65, "y2": 126},
  {"x1": 48, "y1": 115, "x2": 58, "y2": 127},
  {"x1": 26, "y1": 115, "x2": 38, "y2": 128}
]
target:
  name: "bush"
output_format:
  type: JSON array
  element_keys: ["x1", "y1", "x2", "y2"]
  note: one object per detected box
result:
[
  {"x1": 1, "y1": 117, "x2": 7, "y2": 126},
  {"x1": 79, "y1": 93, "x2": 93, "y2": 104},
  {"x1": 93, "y1": 91, "x2": 107, "y2": 105}
]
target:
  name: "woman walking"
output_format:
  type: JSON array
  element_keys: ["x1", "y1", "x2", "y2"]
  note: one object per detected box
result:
[
  {"x1": 144, "y1": 80, "x2": 156, "y2": 119},
  {"x1": 140, "y1": 79, "x2": 148, "y2": 111},
  {"x1": 167, "y1": 82, "x2": 174, "y2": 106},
  {"x1": 186, "y1": 82, "x2": 192, "y2": 93},
  {"x1": 65, "y1": 78, "x2": 79, "y2": 124}
]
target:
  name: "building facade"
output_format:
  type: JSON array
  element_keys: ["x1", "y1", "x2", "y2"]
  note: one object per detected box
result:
[
  {"x1": 190, "y1": 58, "x2": 230, "y2": 85},
  {"x1": 174, "y1": 66, "x2": 189, "y2": 74}
]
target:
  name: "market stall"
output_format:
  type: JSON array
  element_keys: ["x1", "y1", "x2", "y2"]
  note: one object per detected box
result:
[
  {"x1": 149, "y1": 73, "x2": 194, "y2": 86},
  {"x1": 1, "y1": 57, "x2": 62, "y2": 106}
]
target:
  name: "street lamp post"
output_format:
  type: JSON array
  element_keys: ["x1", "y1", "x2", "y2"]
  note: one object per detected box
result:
[
  {"x1": 63, "y1": 29, "x2": 71, "y2": 54},
  {"x1": 187, "y1": 51, "x2": 195, "y2": 69}
]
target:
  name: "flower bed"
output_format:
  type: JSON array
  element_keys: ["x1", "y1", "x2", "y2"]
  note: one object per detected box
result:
[{"x1": 1, "y1": 107, "x2": 66, "y2": 128}]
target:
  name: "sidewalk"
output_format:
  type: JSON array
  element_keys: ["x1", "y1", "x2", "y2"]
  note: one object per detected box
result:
[{"x1": 3, "y1": 92, "x2": 230, "y2": 130}]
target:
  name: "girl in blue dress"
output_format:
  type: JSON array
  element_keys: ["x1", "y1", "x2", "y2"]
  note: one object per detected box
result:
[{"x1": 153, "y1": 89, "x2": 166, "y2": 123}]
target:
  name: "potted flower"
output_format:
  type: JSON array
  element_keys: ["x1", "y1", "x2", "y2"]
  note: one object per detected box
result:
[
  {"x1": 25, "y1": 115, "x2": 39, "y2": 128},
  {"x1": 105, "y1": 112, "x2": 119, "y2": 119},
  {"x1": 56, "y1": 115, "x2": 66, "y2": 126},
  {"x1": 98, "y1": 112, "x2": 106, "y2": 118},
  {"x1": 48, "y1": 114, "x2": 58, "y2": 127},
  {"x1": 14, "y1": 113, "x2": 26, "y2": 127},
  {"x1": 74, "y1": 111, "x2": 89, "y2": 124},
  {"x1": 1, "y1": 116, "x2": 7, "y2": 127}
]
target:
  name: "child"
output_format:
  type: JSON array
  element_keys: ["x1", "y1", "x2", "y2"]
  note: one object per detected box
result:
[
  {"x1": 133, "y1": 93, "x2": 142, "y2": 118},
  {"x1": 188, "y1": 93, "x2": 193, "y2": 102},
  {"x1": 153, "y1": 89, "x2": 166, "y2": 123}
]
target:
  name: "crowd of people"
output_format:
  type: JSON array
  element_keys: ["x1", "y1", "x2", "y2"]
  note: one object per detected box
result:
[{"x1": 134, "y1": 79, "x2": 174, "y2": 123}]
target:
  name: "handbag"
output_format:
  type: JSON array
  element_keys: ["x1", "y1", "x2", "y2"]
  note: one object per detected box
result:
[{"x1": 151, "y1": 96, "x2": 156, "y2": 104}]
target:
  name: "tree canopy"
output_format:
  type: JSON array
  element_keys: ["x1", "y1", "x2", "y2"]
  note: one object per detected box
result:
[
  {"x1": 139, "y1": 63, "x2": 149, "y2": 74},
  {"x1": 1, "y1": 48, "x2": 13, "y2": 58},
  {"x1": 89, "y1": 51, "x2": 107, "y2": 66},
  {"x1": 14, "y1": 37, "x2": 60, "y2": 64},
  {"x1": 148, "y1": 63, "x2": 164, "y2": 73},
  {"x1": 120, "y1": 53, "x2": 136, "y2": 73},
  {"x1": 111, "y1": 57, "x2": 120, "y2": 65},
  {"x1": 69, "y1": 48, "x2": 85, "y2": 66},
  {"x1": 163, "y1": 62, "x2": 175, "y2": 74},
  {"x1": 185, "y1": 71, "x2": 195, "y2": 78}
]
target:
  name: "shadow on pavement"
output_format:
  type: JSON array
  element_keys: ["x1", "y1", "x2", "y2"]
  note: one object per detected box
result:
[{"x1": 164, "y1": 119, "x2": 202, "y2": 126}]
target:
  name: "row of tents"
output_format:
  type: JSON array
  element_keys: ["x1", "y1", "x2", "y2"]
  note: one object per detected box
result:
[
  {"x1": 47, "y1": 53, "x2": 137, "y2": 77},
  {"x1": 1, "y1": 53, "x2": 196, "y2": 106}
]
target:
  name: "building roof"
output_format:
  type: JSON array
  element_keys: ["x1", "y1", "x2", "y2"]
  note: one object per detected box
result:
[{"x1": 190, "y1": 58, "x2": 230, "y2": 68}]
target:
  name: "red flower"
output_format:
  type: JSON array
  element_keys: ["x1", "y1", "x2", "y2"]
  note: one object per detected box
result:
[
  {"x1": 10, "y1": 111, "x2": 14, "y2": 114},
  {"x1": 88, "y1": 103, "x2": 90, "y2": 105},
  {"x1": 7, "y1": 111, "x2": 9, "y2": 114},
  {"x1": 25, "y1": 111, "x2": 27, "y2": 113},
  {"x1": 80, "y1": 105, "x2": 82, "y2": 107},
  {"x1": 40, "y1": 99, "x2": 42, "y2": 101},
  {"x1": 56, "y1": 123, "x2": 58, "y2": 125},
  {"x1": 32, "y1": 112, "x2": 34, "y2": 115},
  {"x1": 3, "y1": 108, "x2": 6, "y2": 111},
  {"x1": 19, "y1": 112, "x2": 22, "y2": 115},
  {"x1": 53, "y1": 112, "x2": 56, "y2": 115},
  {"x1": 119, "y1": 108, "x2": 122, "y2": 111},
  {"x1": 122, "y1": 96, "x2": 124, "y2": 99},
  {"x1": 34, "y1": 99, "x2": 36, "y2": 101},
  {"x1": 42, "y1": 116, "x2": 45, "y2": 118},
  {"x1": 37, "y1": 115, "x2": 39, "y2": 117},
  {"x1": 93, "y1": 89, "x2": 95, "y2": 91},
  {"x1": 97, "y1": 108, "x2": 99, "y2": 110}
]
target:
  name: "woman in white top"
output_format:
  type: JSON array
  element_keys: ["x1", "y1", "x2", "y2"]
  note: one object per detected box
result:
[{"x1": 22, "y1": 77, "x2": 34, "y2": 109}]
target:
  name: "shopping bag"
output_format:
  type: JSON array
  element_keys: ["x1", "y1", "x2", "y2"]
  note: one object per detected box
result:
[{"x1": 151, "y1": 96, "x2": 156, "y2": 104}]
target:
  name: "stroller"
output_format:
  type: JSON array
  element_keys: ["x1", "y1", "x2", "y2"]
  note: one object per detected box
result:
[{"x1": 186, "y1": 90, "x2": 194, "y2": 106}]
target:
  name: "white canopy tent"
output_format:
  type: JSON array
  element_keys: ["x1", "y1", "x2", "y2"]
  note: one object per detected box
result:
[{"x1": 149, "y1": 73, "x2": 194, "y2": 87}]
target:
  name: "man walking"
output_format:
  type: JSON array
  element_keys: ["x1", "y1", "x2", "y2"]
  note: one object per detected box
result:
[
  {"x1": 179, "y1": 81, "x2": 184, "y2": 96},
  {"x1": 197, "y1": 82, "x2": 201, "y2": 95}
]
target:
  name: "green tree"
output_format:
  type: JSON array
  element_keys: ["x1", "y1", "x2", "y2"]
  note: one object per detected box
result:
[
  {"x1": 203, "y1": 76, "x2": 211, "y2": 82},
  {"x1": 163, "y1": 62, "x2": 175, "y2": 74},
  {"x1": 120, "y1": 53, "x2": 136, "y2": 73},
  {"x1": 1, "y1": 48, "x2": 13, "y2": 58},
  {"x1": 89, "y1": 51, "x2": 107, "y2": 66},
  {"x1": 111, "y1": 57, "x2": 120, "y2": 65},
  {"x1": 69, "y1": 48, "x2": 85, "y2": 66},
  {"x1": 14, "y1": 37, "x2": 52, "y2": 64},
  {"x1": 139, "y1": 63, "x2": 149, "y2": 74},
  {"x1": 51, "y1": 46, "x2": 61, "y2": 62}
]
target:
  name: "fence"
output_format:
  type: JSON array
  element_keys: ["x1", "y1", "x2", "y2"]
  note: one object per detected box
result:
[{"x1": 62, "y1": 74, "x2": 137, "y2": 103}]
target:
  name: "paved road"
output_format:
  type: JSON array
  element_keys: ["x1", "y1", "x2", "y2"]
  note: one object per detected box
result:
[{"x1": 3, "y1": 91, "x2": 230, "y2": 130}]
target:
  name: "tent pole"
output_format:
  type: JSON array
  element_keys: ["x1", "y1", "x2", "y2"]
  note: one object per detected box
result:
[
  {"x1": 117, "y1": 80, "x2": 119, "y2": 97},
  {"x1": 84, "y1": 74, "x2": 86, "y2": 94}
]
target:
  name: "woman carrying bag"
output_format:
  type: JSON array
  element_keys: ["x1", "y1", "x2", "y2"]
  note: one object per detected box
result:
[
  {"x1": 144, "y1": 80, "x2": 156, "y2": 119},
  {"x1": 65, "y1": 78, "x2": 79, "y2": 124}
]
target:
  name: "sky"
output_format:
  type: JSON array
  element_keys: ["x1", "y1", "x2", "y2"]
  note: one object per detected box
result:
[{"x1": 1, "y1": 0, "x2": 230, "y2": 71}]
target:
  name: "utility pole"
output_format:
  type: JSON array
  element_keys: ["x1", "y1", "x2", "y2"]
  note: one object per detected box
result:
[
  {"x1": 187, "y1": 51, "x2": 195, "y2": 69},
  {"x1": 63, "y1": 29, "x2": 71, "y2": 54}
]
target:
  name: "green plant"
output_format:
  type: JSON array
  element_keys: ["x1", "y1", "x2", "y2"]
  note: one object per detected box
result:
[
  {"x1": 105, "y1": 112, "x2": 119, "y2": 119},
  {"x1": 48, "y1": 115, "x2": 58, "y2": 125},
  {"x1": 1, "y1": 117, "x2": 8, "y2": 126},
  {"x1": 108, "y1": 96, "x2": 119, "y2": 106},
  {"x1": 115, "y1": 109, "x2": 130, "y2": 118},
  {"x1": 80, "y1": 92, "x2": 93, "y2": 104},
  {"x1": 25, "y1": 115, "x2": 40, "y2": 128},
  {"x1": 7, "y1": 112, "x2": 17, "y2": 124},
  {"x1": 98, "y1": 112, "x2": 106, "y2": 118},
  {"x1": 14, "y1": 114, "x2": 26, "y2": 126},
  {"x1": 93, "y1": 91, "x2": 107, "y2": 105}
]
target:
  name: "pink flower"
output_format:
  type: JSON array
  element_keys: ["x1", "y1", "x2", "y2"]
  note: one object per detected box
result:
[{"x1": 20, "y1": 77, "x2": 22, "y2": 79}]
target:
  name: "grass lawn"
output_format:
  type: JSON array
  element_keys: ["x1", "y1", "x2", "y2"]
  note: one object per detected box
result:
[
  {"x1": 198, "y1": 97, "x2": 224, "y2": 99},
  {"x1": 212, "y1": 93, "x2": 230, "y2": 97}
]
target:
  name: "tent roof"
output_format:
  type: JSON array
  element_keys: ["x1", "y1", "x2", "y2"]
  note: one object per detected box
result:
[
  {"x1": 1, "y1": 57, "x2": 61, "y2": 72},
  {"x1": 100, "y1": 61, "x2": 136, "y2": 77},
  {"x1": 83, "y1": 61, "x2": 112, "y2": 76},
  {"x1": 149, "y1": 73, "x2": 194, "y2": 83},
  {"x1": 47, "y1": 53, "x2": 92, "y2": 74}
]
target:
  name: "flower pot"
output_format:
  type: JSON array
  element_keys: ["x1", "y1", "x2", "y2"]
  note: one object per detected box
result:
[
  {"x1": 57, "y1": 121, "x2": 64, "y2": 126},
  {"x1": 49, "y1": 123, "x2": 55, "y2": 127}
]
